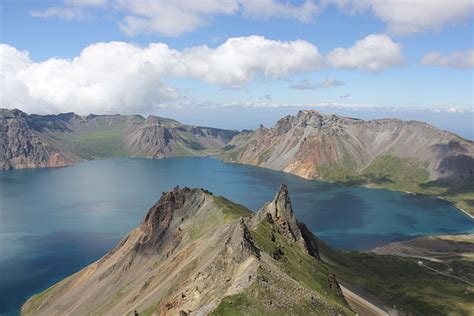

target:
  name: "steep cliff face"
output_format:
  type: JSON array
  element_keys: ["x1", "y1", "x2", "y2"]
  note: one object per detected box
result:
[
  {"x1": 125, "y1": 116, "x2": 238, "y2": 159},
  {"x1": 0, "y1": 109, "x2": 74, "y2": 169},
  {"x1": 222, "y1": 110, "x2": 474, "y2": 183},
  {"x1": 0, "y1": 109, "x2": 238, "y2": 170},
  {"x1": 22, "y1": 186, "x2": 353, "y2": 316}
]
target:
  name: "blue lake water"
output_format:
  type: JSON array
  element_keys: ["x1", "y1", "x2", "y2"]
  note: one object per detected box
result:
[{"x1": 0, "y1": 157, "x2": 473, "y2": 315}]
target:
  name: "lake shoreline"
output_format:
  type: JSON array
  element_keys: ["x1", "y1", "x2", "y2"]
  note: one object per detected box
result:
[
  {"x1": 220, "y1": 158, "x2": 474, "y2": 220},
  {"x1": 3, "y1": 155, "x2": 473, "y2": 219}
]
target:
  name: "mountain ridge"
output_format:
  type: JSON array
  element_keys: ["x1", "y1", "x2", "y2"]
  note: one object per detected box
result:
[
  {"x1": 222, "y1": 109, "x2": 473, "y2": 181},
  {"x1": 21, "y1": 185, "x2": 353, "y2": 315},
  {"x1": 0, "y1": 108, "x2": 238, "y2": 169}
]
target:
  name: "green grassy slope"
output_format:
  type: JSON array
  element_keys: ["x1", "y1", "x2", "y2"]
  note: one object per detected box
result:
[
  {"x1": 212, "y1": 220, "x2": 353, "y2": 316},
  {"x1": 317, "y1": 238, "x2": 474, "y2": 315},
  {"x1": 316, "y1": 154, "x2": 474, "y2": 216},
  {"x1": 212, "y1": 218, "x2": 473, "y2": 315},
  {"x1": 72, "y1": 129, "x2": 129, "y2": 159}
]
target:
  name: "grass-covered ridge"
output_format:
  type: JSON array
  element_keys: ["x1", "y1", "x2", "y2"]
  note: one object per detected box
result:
[
  {"x1": 212, "y1": 220, "x2": 352, "y2": 316},
  {"x1": 316, "y1": 154, "x2": 474, "y2": 216},
  {"x1": 211, "y1": 266, "x2": 348, "y2": 316},
  {"x1": 324, "y1": 251, "x2": 474, "y2": 315},
  {"x1": 251, "y1": 221, "x2": 350, "y2": 309},
  {"x1": 213, "y1": 196, "x2": 252, "y2": 221}
]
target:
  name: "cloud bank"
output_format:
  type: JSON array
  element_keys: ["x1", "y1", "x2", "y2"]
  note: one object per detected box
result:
[
  {"x1": 0, "y1": 36, "x2": 325, "y2": 114},
  {"x1": 0, "y1": 33, "x2": 409, "y2": 115}
]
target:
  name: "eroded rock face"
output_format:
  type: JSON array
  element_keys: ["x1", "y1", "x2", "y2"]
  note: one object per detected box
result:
[
  {"x1": 298, "y1": 222, "x2": 321, "y2": 260},
  {"x1": 0, "y1": 110, "x2": 73, "y2": 169},
  {"x1": 327, "y1": 273, "x2": 345, "y2": 298},
  {"x1": 138, "y1": 186, "x2": 191, "y2": 251},
  {"x1": 239, "y1": 218, "x2": 261, "y2": 259}
]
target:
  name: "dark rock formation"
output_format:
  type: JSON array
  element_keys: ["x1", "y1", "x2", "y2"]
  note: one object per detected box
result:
[
  {"x1": 298, "y1": 222, "x2": 321, "y2": 260},
  {"x1": 240, "y1": 218, "x2": 261, "y2": 259},
  {"x1": 327, "y1": 273, "x2": 345, "y2": 299}
]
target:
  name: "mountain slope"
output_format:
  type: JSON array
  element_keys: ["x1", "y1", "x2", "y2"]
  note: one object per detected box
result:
[
  {"x1": 22, "y1": 186, "x2": 473, "y2": 315},
  {"x1": 221, "y1": 110, "x2": 474, "y2": 215},
  {"x1": 0, "y1": 108, "x2": 238, "y2": 170},
  {"x1": 21, "y1": 186, "x2": 352, "y2": 316}
]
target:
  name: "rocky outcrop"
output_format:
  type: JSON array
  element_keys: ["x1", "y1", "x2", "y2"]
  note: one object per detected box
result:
[
  {"x1": 137, "y1": 186, "x2": 191, "y2": 252},
  {"x1": 327, "y1": 273, "x2": 345, "y2": 298},
  {"x1": 0, "y1": 109, "x2": 74, "y2": 169},
  {"x1": 0, "y1": 108, "x2": 238, "y2": 170},
  {"x1": 253, "y1": 184, "x2": 303, "y2": 242},
  {"x1": 252, "y1": 184, "x2": 321, "y2": 260},
  {"x1": 222, "y1": 110, "x2": 474, "y2": 183}
]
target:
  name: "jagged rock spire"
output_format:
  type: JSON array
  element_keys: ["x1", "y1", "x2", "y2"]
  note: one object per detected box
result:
[
  {"x1": 252, "y1": 184, "x2": 297, "y2": 232},
  {"x1": 252, "y1": 184, "x2": 320, "y2": 260},
  {"x1": 267, "y1": 184, "x2": 302, "y2": 242}
]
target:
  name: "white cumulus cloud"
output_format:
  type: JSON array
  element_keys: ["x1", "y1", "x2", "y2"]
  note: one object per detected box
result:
[
  {"x1": 327, "y1": 34, "x2": 403, "y2": 71},
  {"x1": 0, "y1": 36, "x2": 323, "y2": 114},
  {"x1": 421, "y1": 50, "x2": 474, "y2": 69}
]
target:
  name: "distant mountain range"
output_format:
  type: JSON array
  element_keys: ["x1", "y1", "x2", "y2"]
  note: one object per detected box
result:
[
  {"x1": 222, "y1": 109, "x2": 473, "y2": 182},
  {"x1": 0, "y1": 108, "x2": 237, "y2": 169},
  {"x1": 2, "y1": 108, "x2": 473, "y2": 215},
  {"x1": 221, "y1": 110, "x2": 474, "y2": 216},
  {"x1": 22, "y1": 186, "x2": 472, "y2": 315}
]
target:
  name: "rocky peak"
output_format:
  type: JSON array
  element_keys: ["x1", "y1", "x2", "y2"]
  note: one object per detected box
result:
[
  {"x1": 252, "y1": 184, "x2": 320, "y2": 259},
  {"x1": 138, "y1": 187, "x2": 203, "y2": 250},
  {"x1": 145, "y1": 115, "x2": 180, "y2": 127},
  {"x1": 0, "y1": 108, "x2": 26, "y2": 119},
  {"x1": 272, "y1": 110, "x2": 357, "y2": 131},
  {"x1": 255, "y1": 184, "x2": 302, "y2": 241},
  {"x1": 295, "y1": 110, "x2": 323, "y2": 128}
]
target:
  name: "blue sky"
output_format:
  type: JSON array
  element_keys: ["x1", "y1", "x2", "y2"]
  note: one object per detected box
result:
[{"x1": 1, "y1": 0, "x2": 473, "y2": 138}]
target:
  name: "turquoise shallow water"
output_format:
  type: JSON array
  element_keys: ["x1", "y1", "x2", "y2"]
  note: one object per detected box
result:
[{"x1": 0, "y1": 157, "x2": 472, "y2": 315}]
